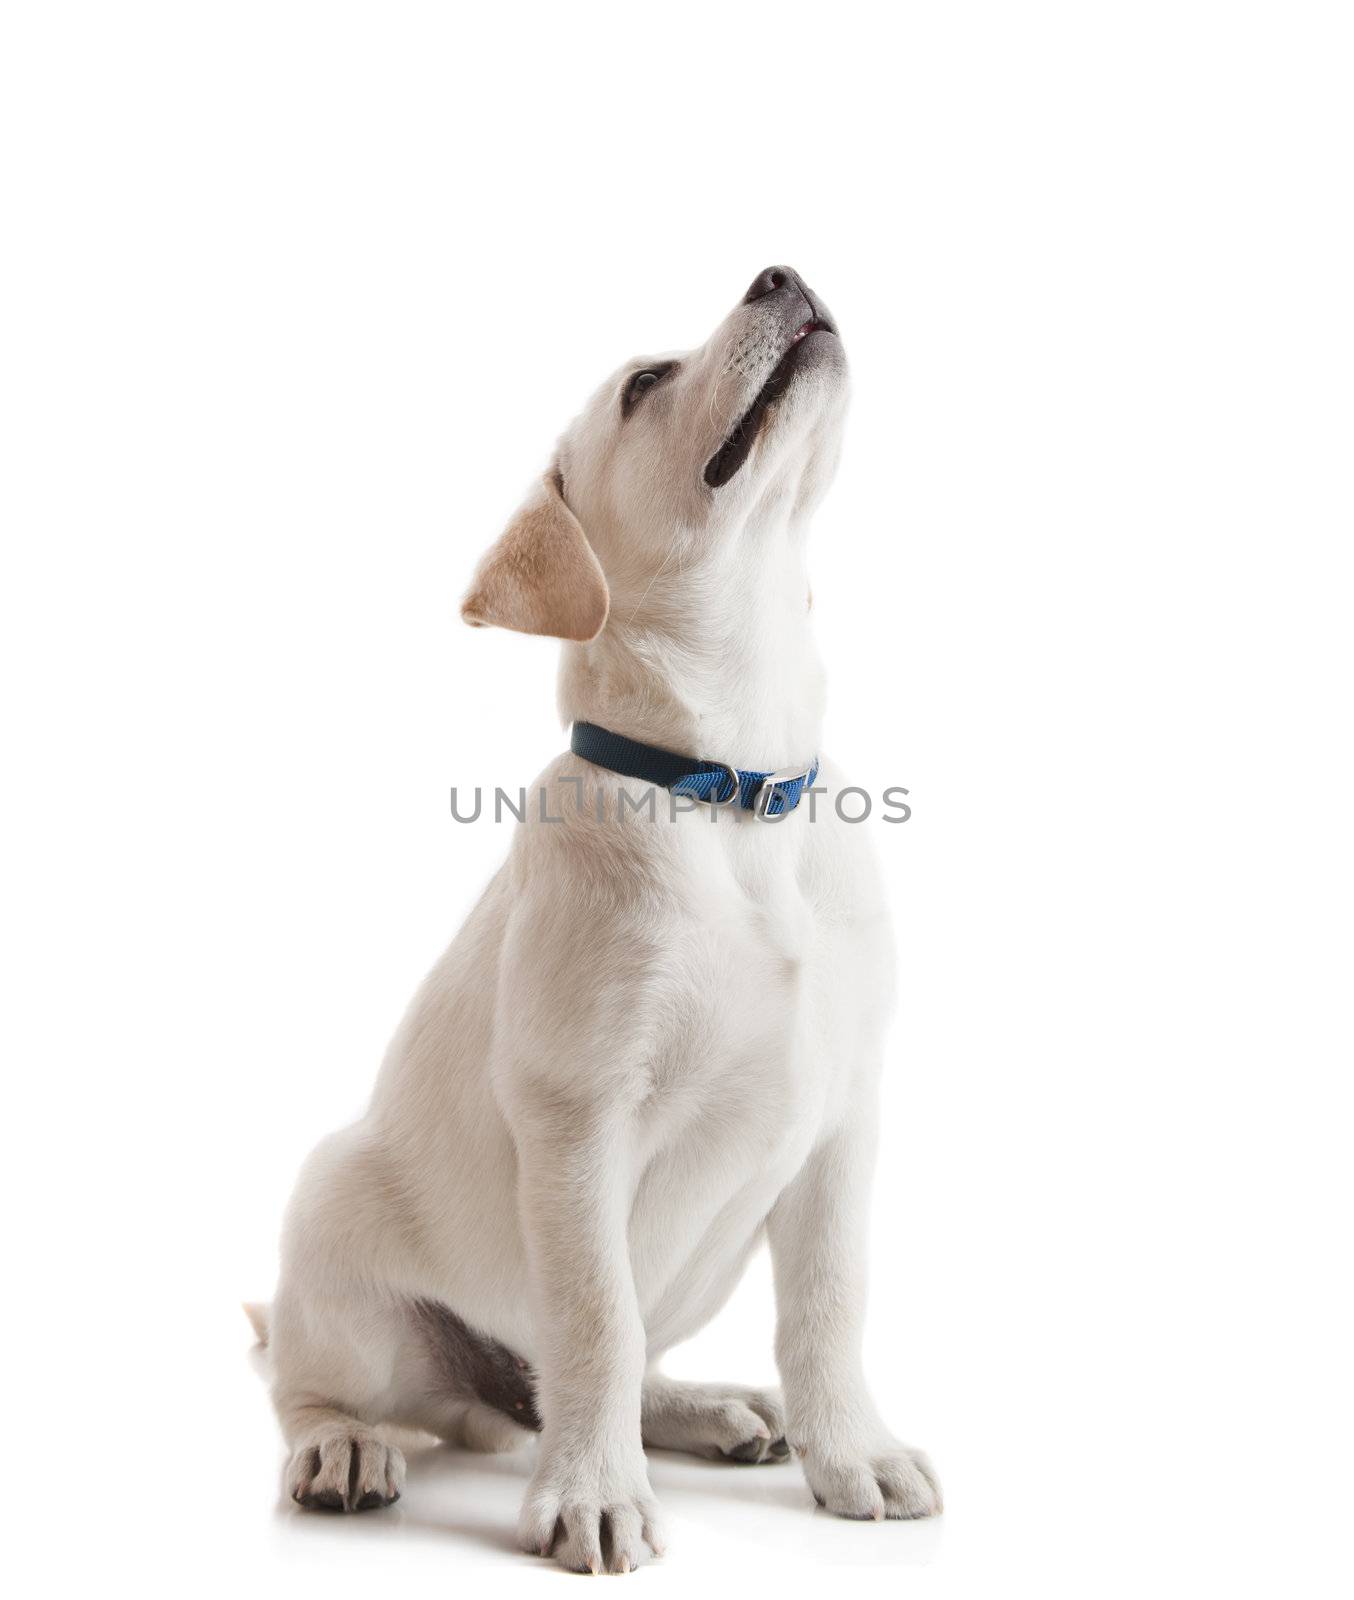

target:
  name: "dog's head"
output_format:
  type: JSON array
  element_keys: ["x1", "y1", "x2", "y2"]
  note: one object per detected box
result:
[{"x1": 461, "y1": 266, "x2": 848, "y2": 642}]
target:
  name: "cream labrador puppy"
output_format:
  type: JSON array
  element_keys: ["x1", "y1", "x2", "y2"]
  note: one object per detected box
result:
[{"x1": 251, "y1": 265, "x2": 941, "y2": 1573}]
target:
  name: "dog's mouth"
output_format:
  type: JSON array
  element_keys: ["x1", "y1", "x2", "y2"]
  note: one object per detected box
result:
[{"x1": 703, "y1": 319, "x2": 837, "y2": 489}]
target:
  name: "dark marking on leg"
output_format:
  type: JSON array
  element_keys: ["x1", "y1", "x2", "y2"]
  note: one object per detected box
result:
[{"x1": 412, "y1": 1298, "x2": 542, "y2": 1430}]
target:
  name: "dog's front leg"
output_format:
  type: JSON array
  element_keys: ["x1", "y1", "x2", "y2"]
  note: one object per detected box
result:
[
  {"x1": 768, "y1": 1109, "x2": 943, "y2": 1521},
  {"x1": 510, "y1": 1102, "x2": 663, "y2": 1574}
]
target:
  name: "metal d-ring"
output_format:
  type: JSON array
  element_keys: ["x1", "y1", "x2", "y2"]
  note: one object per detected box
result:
[{"x1": 704, "y1": 762, "x2": 742, "y2": 807}]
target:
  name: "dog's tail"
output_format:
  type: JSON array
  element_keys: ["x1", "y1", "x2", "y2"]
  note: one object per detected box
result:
[{"x1": 243, "y1": 1301, "x2": 271, "y2": 1346}]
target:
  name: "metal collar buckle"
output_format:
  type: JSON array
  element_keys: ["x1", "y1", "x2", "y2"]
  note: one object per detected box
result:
[{"x1": 753, "y1": 764, "x2": 815, "y2": 819}]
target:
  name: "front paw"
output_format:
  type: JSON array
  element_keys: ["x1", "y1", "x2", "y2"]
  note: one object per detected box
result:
[
  {"x1": 519, "y1": 1452, "x2": 665, "y2": 1574},
  {"x1": 804, "y1": 1442, "x2": 942, "y2": 1521}
]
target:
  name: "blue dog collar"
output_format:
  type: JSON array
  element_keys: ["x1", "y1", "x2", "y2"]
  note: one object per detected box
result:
[{"x1": 570, "y1": 721, "x2": 819, "y2": 818}]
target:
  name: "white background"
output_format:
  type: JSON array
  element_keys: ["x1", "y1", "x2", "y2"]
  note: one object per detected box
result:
[{"x1": 3, "y1": 3, "x2": 1351, "y2": 1596}]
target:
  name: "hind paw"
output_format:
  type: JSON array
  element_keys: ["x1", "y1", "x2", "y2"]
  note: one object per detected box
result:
[
  {"x1": 641, "y1": 1379, "x2": 790, "y2": 1464},
  {"x1": 287, "y1": 1430, "x2": 405, "y2": 1511}
]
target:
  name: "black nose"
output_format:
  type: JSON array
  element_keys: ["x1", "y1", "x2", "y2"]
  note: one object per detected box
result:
[{"x1": 743, "y1": 265, "x2": 796, "y2": 303}]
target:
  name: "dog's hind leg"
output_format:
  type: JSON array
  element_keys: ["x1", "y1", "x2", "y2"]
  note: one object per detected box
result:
[
  {"x1": 278, "y1": 1400, "x2": 407, "y2": 1511},
  {"x1": 641, "y1": 1374, "x2": 790, "y2": 1464},
  {"x1": 267, "y1": 1285, "x2": 538, "y2": 1511},
  {"x1": 268, "y1": 1291, "x2": 411, "y2": 1512}
]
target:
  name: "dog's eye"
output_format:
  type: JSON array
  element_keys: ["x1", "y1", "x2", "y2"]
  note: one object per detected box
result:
[{"x1": 622, "y1": 364, "x2": 675, "y2": 416}]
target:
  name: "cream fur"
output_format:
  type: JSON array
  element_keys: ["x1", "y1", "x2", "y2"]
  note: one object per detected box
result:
[
  {"x1": 462, "y1": 470, "x2": 609, "y2": 641},
  {"x1": 257, "y1": 265, "x2": 940, "y2": 1573}
]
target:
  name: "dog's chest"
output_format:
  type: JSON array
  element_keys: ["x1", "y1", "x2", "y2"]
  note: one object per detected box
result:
[
  {"x1": 621, "y1": 821, "x2": 886, "y2": 1342},
  {"x1": 637, "y1": 820, "x2": 876, "y2": 1173}
]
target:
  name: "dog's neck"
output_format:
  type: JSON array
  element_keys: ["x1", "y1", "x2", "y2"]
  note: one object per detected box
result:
[{"x1": 558, "y1": 518, "x2": 825, "y2": 772}]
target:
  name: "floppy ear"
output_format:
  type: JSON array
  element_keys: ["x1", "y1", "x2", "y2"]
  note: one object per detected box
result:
[{"x1": 460, "y1": 471, "x2": 609, "y2": 642}]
